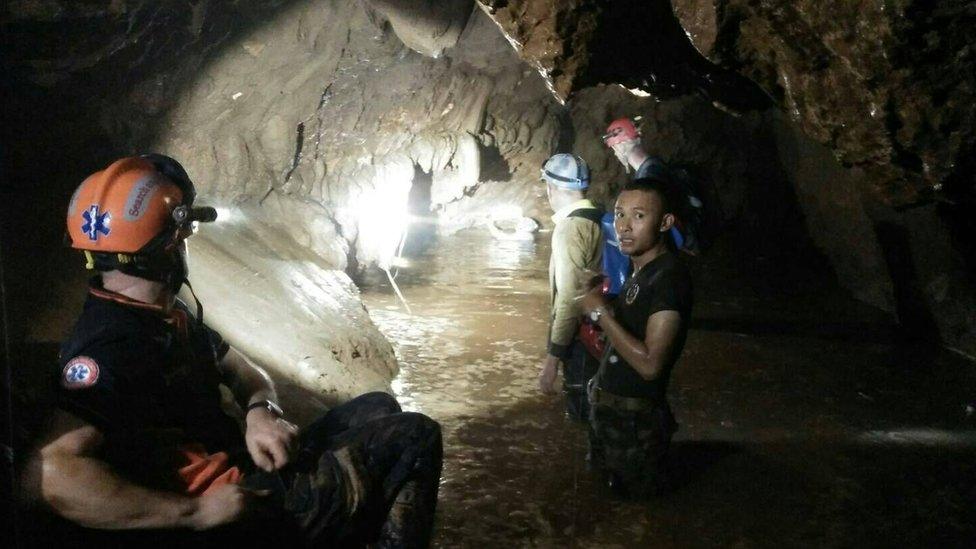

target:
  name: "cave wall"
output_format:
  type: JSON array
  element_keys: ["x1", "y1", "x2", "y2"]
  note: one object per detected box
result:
[
  {"x1": 152, "y1": 1, "x2": 563, "y2": 270},
  {"x1": 474, "y1": 0, "x2": 976, "y2": 355}
]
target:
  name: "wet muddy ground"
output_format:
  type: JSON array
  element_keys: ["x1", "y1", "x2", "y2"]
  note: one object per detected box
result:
[{"x1": 360, "y1": 229, "x2": 976, "y2": 548}]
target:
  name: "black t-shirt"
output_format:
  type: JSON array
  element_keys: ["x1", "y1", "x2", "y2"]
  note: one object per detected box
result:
[
  {"x1": 56, "y1": 280, "x2": 244, "y2": 489},
  {"x1": 599, "y1": 252, "x2": 693, "y2": 400}
]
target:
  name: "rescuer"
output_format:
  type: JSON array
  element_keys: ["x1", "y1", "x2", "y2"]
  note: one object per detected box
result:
[
  {"x1": 27, "y1": 155, "x2": 443, "y2": 547},
  {"x1": 603, "y1": 117, "x2": 705, "y2": 255},
  {"x1": 580, "y1": 177, "x2": 693, "y2": 498},
  {"x1": 602, "y1": 117, "x2": 669, "y2": 180},
  {"x1": 537, "y1": 153, "x2": 603, "y2": 422}
]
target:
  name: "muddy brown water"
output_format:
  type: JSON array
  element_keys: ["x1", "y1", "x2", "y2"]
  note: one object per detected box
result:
[{"x1": 360, "y1": 229, "x2": 975, "y2": 548}]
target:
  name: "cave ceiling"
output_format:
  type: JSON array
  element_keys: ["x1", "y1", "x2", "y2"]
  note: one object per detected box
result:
[
  {"x1": 4, "y1": 1, "x2": 972, "y2": 210},
  {"x1": 476, "y1": 0, "x2": 976, "y2": 209}
]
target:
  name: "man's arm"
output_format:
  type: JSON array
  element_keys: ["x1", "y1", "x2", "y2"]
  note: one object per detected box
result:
[
  {"x1": 27, "y1": 410, "x2": 247, "y2": 530},
  {"x1": 596, "y1": 309, "x2": 681, "y2": 381},
  {"x1": 218, "y1": 347, "x2": 297, "y2": 472},
  {"x1": 220, "y1": 346, "x2": 277, "y2": 411}
]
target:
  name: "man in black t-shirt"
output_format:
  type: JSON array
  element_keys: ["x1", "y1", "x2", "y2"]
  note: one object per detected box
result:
[
  {"x1": 581, "y1": 177, "x2": 693, "y2": 498},
  {"x1": 27, "y1": 155, "x2": 443, "y2": 547}
]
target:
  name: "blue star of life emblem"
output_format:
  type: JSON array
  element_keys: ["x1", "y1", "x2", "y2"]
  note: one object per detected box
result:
[
  {"x1": 66, "y1": 364, "x2": 91, "y2": 383},
  {"x1": 62, "y1": 356, "x2": 99, "y2": 389},
  {"x1": 81, "y1": 205, "x2": 111, "y2": 241}
]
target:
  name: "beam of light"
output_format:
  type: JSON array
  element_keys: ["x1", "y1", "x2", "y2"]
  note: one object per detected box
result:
[
  {"x1": 213, "y1": 206, "x2": 235, "y2": 222},
  {"x1": 858, "y1": 429, "x2": 976, "y2": 447}
]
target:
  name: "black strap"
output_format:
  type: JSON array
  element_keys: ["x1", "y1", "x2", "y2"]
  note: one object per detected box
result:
[
  {"x1": 567, "y1": 208, "x2": 603, "y2": 224},
  {"x1": 183, "y1": 279, "x2": 205, "y2": 326}
]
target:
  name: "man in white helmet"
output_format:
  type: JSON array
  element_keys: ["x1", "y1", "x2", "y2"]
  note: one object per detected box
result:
[{"x1": 537, "y1": 154, "x2": 603, "y2": 420}]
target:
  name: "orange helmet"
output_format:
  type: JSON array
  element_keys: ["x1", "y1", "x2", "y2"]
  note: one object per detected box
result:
[
  {"x1": 67, "y1": 157, "x2": 184, "y2": 253},
  {"x1": 66, "y1": 155, "x2": 216, "y2": 284}
]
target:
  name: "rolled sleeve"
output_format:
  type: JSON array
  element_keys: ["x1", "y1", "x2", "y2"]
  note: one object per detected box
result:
[{"x1": 56, "y1": 346, "x2": 131, "y2": 432}]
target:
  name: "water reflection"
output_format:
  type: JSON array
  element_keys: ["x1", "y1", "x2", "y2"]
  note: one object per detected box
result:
[{"x1": 360, "y1": 228, "x2": 976, "y2": 547}]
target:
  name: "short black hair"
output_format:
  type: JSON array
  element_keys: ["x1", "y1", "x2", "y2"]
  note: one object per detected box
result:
[{"x1": 620, "y1": 177, "x2": 675, "y2": 214}]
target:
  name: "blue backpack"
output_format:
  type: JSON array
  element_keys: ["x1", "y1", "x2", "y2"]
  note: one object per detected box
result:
[{"x1": 636, "y1": 157, "x2": 706, "y2": 255}]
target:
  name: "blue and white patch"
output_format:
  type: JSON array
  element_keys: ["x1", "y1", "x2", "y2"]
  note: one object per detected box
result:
[
  {"x1": 62, "y1": 356, "x2": 100, "y2": 389},
  {"x1": 81, "y1": 205, "x2": 111, "y2": 241}
]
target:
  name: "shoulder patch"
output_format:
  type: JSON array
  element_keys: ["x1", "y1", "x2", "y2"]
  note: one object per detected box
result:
[{"x1": 62, "y1": 356, "x2": 100, "y2": 389}]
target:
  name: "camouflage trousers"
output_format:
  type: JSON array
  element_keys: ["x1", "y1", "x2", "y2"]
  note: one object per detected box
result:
[
  {"x1": 244, "y1": 392, "x2": 443, "y2": 548},
  {"x1": 587, "y1": 391, "x2": 677, "y2": 498}
]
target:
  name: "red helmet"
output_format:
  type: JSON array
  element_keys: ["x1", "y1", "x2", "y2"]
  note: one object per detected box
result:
[{"x1": 602, "y1": 117, "x2": 641, "y2": 148}]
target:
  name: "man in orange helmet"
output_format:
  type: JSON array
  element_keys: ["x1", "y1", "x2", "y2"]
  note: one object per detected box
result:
[{"x1": 27, "y1": 155, "x2": 442, "y2": 547}]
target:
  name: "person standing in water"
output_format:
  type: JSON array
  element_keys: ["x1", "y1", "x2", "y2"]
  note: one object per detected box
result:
[{"x1": 580, "y1": 177, "x2": 693, "y2": 498}]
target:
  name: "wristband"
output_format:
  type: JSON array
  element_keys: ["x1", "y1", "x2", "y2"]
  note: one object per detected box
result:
[{"x1": 246, "y1": 399, "x2": 283, "y2": 419}]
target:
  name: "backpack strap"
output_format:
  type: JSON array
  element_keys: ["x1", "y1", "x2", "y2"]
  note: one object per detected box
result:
[{"x1": 567, "y1": 208, "x2": 603, "y2": 224}]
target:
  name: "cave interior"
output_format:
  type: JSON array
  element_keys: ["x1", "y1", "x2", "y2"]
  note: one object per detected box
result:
[{"x1": 2, "y1": 0, "x2": 975, "y2": 546}]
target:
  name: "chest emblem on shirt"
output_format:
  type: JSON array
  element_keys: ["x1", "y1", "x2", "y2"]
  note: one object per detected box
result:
[
  {"x1": 625, "y1": 283, "x2": 640, "y2": 305},
  {"x1": 62, "y1": 356, "x2": 100, "y2": 389}
]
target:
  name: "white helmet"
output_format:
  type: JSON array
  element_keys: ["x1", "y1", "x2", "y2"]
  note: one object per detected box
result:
[{"x1": 541, "y1": 153, "x2": 590, "y2": 190}]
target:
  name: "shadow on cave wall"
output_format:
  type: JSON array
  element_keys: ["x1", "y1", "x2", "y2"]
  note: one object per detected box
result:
[{"x1": 873, "y1": 221, "x2": 940, "y2": 343}]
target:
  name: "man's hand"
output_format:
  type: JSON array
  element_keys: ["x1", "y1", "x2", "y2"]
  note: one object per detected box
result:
[
  {"x1": 538, "y1": 354, "x2": 561, "y2": 395},
  {"x1": 580, "y1": 284, "x2": 608, "y2": 315},
  {"x1": 190, "y1": 484, "x2": 264, "y2": 530},
  {"x1": 244, "y1": 409, "x2": 298, "y2": 472}
]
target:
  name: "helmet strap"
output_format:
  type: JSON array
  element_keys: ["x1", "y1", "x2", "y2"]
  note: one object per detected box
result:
[{"x1": 183, "y1": 279, "x2": 205, "y2": 326}]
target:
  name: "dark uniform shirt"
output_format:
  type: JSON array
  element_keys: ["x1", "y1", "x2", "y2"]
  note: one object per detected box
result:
[
  {"x1": 635, "y1": 157, "x2": 669, "y2": 180},
  {"x1": 56, "y1": 279, "x2": 244, "y2": 490},
  {"x1": 600, "y1": 252, "x2": 692, "y2": 400}
]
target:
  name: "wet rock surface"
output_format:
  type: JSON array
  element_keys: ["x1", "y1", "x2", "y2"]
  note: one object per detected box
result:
[{"x1": 362, "y1": 229, "x2": 976, "y2": 547}]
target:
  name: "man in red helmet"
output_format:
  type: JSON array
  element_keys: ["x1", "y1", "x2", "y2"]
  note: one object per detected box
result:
[
  {"x1": 27, "y1": 155, "x2": 442, "y2": 547},
  {"x1": 602, "y1": 117, "x2": 669, "y2": 181},
  {"x1": 603, "y1": 118, "x2": 703, "y2": 255}
]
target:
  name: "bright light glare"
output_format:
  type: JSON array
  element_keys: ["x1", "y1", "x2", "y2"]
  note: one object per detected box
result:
[
  {"x1": 616, "y1": 83, "x2": 651, "y2": 97},
  {"x1": 356, "y1": 186, "x2": 410, "y2": 269},
  {"x1": 213, "y1": 207, "x2": 234, "y2": 222}
]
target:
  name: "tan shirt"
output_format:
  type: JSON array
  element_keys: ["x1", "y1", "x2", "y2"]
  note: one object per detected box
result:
[{"x1": 548, "y1": 199, "x2": 603, "y2": 358}]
